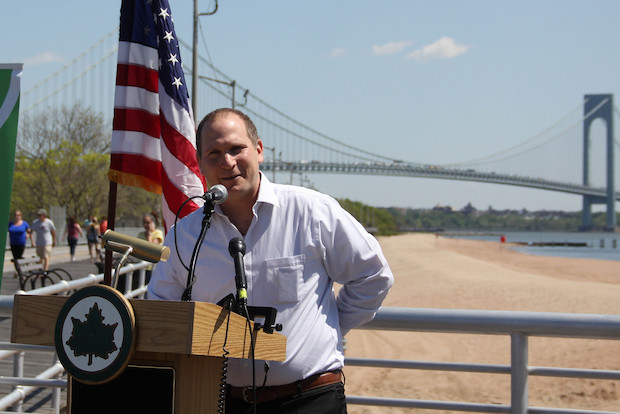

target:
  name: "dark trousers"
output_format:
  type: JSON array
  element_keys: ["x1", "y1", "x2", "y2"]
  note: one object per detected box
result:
[
  {"x1": 10, "y1": 244, "x2": 25, "y2": 260},
  {"x1": 68, "y1": 237, "x2": 78, "y2": 256},
  {"x1": 225, "y1": 383, "x2": 347, "y2": 414}
]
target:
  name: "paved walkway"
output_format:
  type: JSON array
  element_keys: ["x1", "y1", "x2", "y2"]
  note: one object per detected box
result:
[{"x1": 2, "y1": 244, "x2": 102, "y2": 294}]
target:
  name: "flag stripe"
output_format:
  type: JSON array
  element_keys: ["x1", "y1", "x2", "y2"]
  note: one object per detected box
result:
[
  {"x1": 160, "y1": 114, "x2": 202, "y2": 177},
  {"x1": 160, "y1": 135, "x2": 205, "y2": 194},
  {"x1": 114, "y1": 85, "x2": 160, "y2": 115},
  {"x1": 111, "y1": 130, "x2": 161, "y2": 161},
  {"x1": 113, "y1": 107, "x2": 161, "y2": 138},
  {"x1": 110, "y1": 153, "x2": 162, "y2": 186},
  {"x1": 116, "y1": 63, "x2": 158, "y2": 93},
  {"x1": 161, "y1": 175, "x2": 201, "y2": 220},
  {"x1": 117, "y1": 41, "x2": 158, "y2": 70}
]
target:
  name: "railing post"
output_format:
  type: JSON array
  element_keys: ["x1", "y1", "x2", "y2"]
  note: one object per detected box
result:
[
  {"x1": 12, "y1": 351, "x2": 24, "y2": 413},
  {"x1": 52, "y1": 354, "x2": 61, "y2": 414},
  {"x1": 511, "y1": 333, "x2": 528, "y2": 414},
  {"x1": 138, "y1": 268, "x2": 147, "y2": 298}
]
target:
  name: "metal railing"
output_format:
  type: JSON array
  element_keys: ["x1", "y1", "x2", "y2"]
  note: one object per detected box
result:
[
  {"x1": 345, "y1": 307, "x2": 620, "y2": 413},
  {"x1": 0, "y1": 343, "x2": 64, "y2": 414},
  {"x1": 1, "y1": 277, "x2": 620, "y2": 413},
  {"x1": 0, "y1": 261, "x2": 150, "y2": 413}
]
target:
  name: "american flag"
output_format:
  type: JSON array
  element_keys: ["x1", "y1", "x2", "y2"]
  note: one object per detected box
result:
[{"x1": 109, "y1": 0, "x2": 206, "y2": 231}]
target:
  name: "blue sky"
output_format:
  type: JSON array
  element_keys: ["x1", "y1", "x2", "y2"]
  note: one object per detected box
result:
[{"x1": 5, "y1": 1, "x2": 620, "y2": 212}]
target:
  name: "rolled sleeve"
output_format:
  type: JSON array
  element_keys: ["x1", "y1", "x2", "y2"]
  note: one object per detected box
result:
[{"x1": 319, "y1": 199, "x2": 394, "y2": 335}]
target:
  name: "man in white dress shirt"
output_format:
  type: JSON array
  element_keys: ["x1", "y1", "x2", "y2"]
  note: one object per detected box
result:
[{"x1": 148, "y1": 108, "x2": 393, "y2": 413}]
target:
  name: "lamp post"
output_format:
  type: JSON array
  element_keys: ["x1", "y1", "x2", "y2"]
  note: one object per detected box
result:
[{"x1": 192, "y1": 0, "x2": 218, "y2": 118}]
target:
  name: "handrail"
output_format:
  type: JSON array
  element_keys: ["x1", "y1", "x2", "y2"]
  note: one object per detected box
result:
[
  {"x1": 345, "y1": 307, "x2": 620, "y2": 413},
  {"x1": 0, "y1": 261, "x2": 151, "y2": 317},
  {"x1": 361, "y1": 306, "x2": 620, "y2": 338}
]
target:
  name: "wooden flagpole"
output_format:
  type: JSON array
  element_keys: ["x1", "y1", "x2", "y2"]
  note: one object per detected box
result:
[{"x1": 104, "y1": 181, "x2": 118, "y2": 286}]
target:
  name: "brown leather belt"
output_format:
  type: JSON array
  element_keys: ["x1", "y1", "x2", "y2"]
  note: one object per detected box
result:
[{"x1": 228, "y1": 370, "x2": 344, "y2": 404}]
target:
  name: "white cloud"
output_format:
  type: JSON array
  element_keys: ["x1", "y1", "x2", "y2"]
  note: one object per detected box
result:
[
  {"x1": 406, "y1": 37, "x2": 471, "y2": 62},
  {"x1": 330, "y1": 48, "x2": 349, "y2": 58},
  {"x1": 372, "y1": 41, "x2": 413, "y2": 56},
  {"x1": 23, "y1": 51, "x2": 65, "y2": 67}
]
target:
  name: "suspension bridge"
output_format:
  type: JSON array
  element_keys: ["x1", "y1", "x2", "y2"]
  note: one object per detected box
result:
[{"x1": 16, "y1": 28, "x2": 620, "y2": 231}]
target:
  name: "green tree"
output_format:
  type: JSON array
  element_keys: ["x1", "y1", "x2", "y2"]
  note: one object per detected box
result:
[
  {"x1": 12, "y1": 140, "x2": 108, "y2": 219},
  {"x1": 11, "y1": 105, "x2": 111, "y2": 219}
]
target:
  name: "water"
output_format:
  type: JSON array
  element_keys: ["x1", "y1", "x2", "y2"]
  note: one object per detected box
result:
[{"x1": 445, "y1": 231, "x2": 620, "y2": 262}]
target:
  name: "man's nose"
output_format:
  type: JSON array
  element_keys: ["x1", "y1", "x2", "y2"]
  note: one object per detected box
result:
[{"x1": 222, "y1": 153, "x2": 235, "y2": 167}]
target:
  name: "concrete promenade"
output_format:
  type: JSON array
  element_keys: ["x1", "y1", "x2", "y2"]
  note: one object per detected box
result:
[{"x1": 2, "y1": 243, "x2": 99, "y2": 291}]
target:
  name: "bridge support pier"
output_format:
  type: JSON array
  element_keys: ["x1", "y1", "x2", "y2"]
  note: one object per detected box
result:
[{"x1": 580, "y1": 94, "x2": 616, "y2": 232}]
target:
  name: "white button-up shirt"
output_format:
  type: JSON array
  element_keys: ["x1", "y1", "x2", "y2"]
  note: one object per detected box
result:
[{"x1": 148, "y1": 173, "x2": 393, "y2": 386}]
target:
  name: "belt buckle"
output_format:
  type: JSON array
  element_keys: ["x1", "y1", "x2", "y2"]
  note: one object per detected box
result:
[{"x1": 242, "y1": 386, "x2": 253, "y2": 404}]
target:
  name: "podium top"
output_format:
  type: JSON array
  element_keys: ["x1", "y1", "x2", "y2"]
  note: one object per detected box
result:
[{"x1": 11, "y1": 294, "x2": 286, "y2": 361}]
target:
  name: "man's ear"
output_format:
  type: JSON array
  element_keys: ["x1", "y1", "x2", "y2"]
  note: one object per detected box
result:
[
  {"x1": 197, "y1": 151, "x2": 210, "y2": 184},
  {"x1": 257, "y1": 139, "x2": 264, "y2": 163}
]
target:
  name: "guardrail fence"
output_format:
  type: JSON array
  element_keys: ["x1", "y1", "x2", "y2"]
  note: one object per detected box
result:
[{"x1": 1, "y1": 271, "x2": 619, "y2": 413}]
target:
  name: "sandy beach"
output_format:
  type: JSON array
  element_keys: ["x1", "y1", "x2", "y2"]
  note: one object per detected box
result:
[{"x1": 344, "y1": 233, "x2": 620, "y2": 413}]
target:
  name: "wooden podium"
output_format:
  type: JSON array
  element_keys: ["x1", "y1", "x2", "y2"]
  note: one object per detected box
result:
[{"x1": 11, "y1": 293, "x2": 286, "y2": 414}]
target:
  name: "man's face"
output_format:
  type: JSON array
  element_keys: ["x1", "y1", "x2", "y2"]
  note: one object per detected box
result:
[{"x1": 197, "y1": 113, "x2": 264, "y2": 205}]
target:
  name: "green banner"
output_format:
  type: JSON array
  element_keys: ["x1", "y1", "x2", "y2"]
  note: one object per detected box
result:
[{"x1": 0, "y1": 63, "x2": 23, "y2": 283}]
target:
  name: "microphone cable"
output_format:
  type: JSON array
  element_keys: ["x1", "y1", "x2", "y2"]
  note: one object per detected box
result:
[
  {"x1": 217, "y1": 297, "x2": 234, "y2": 414},
  {"x1": 172, "y1": 194, "x2": 205, "y2": 272},
  {"x1": 240, "y1": 302, "x2": 258, "y2": 414}
]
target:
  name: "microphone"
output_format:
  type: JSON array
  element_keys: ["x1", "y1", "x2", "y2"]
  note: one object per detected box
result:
[
  {"x1": 228, "y1": 237, "x2": 248, "y2": 307},
  {"x1": 102, "y1": 230, "x2": 170, "y2": 263},
  {"x1": 203, "y1": 184, "x2": 228, "y2": 204}
]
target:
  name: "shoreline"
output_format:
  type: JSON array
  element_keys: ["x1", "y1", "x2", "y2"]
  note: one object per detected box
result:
[{"x1": 344, "y1": 233, "x2": 620, "y2": 413}]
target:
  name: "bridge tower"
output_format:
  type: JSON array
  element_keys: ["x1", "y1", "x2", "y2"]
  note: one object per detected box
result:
[{"x1": 581, "y1": 94, "x2": 616, "y2": 231}]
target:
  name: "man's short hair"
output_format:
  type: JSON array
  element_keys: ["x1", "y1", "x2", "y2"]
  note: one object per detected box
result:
[{"x1": 195, "y1": 108, "x2": 260, "y2": 159}]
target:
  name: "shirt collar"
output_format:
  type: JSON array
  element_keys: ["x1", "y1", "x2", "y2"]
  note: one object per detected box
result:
[
  {"x1": 213, "y1": 171, "x2": 279, "y2": 216},
  {"x1": 255, "y1": 171, "x2": 279, "y2": 208}
]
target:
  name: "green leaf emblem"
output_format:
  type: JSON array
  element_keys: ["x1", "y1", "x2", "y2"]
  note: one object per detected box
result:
[{"x1": 66, "y1": 302, "x2": 118, "y2": 366}]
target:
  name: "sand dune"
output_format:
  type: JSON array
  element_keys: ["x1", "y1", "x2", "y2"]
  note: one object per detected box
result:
[{"x1": 344, "y1": 234, "x2": 620, "y2": 413}]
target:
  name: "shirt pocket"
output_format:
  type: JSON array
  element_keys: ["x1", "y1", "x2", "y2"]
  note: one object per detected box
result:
[{"x1": 264, "y1": 255, "x2": 305, "y2": 304}]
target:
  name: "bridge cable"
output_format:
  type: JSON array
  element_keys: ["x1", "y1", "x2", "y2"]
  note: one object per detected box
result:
[
  {"x1": 442, "y1": 99, "x2": 588, "y2": 167},
  {"x1": 22, "y1": 27, "x2": 118, "y2": 101},
  {"x1": 179, "y1": 37, "x2": 404, "y2": 164}
]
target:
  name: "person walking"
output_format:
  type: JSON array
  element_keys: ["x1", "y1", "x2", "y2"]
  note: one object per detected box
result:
[
  {"x1": 86, "y1": 217, "x2": 100, "y2": 264},
  {"x1": 8, "y1": 210, "x2": 33, "y2": 260},
  {"x1": 31, "y1": 209, "x2": 56, "y2": 271},
  {"x1": 63, "y1": 216, "x2": 83, "y2": 262},
  {"x1": 99, "y1": 215, "x2": 108, "y2": 236}
]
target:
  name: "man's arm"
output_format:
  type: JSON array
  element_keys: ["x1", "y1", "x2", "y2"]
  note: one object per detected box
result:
[{"x1": 319, "y1": 198, "x2": 394, "y2": 335}]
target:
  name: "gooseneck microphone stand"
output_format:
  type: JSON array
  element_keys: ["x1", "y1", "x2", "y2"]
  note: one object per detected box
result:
[{"x1": 182, "y1": 198, "x2": 216, "y2": 301}]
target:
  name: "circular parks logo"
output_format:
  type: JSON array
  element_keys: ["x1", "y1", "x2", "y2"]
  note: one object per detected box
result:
[{"x1": 54, "y1": 285, "x2": 136, "y2": 384}]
